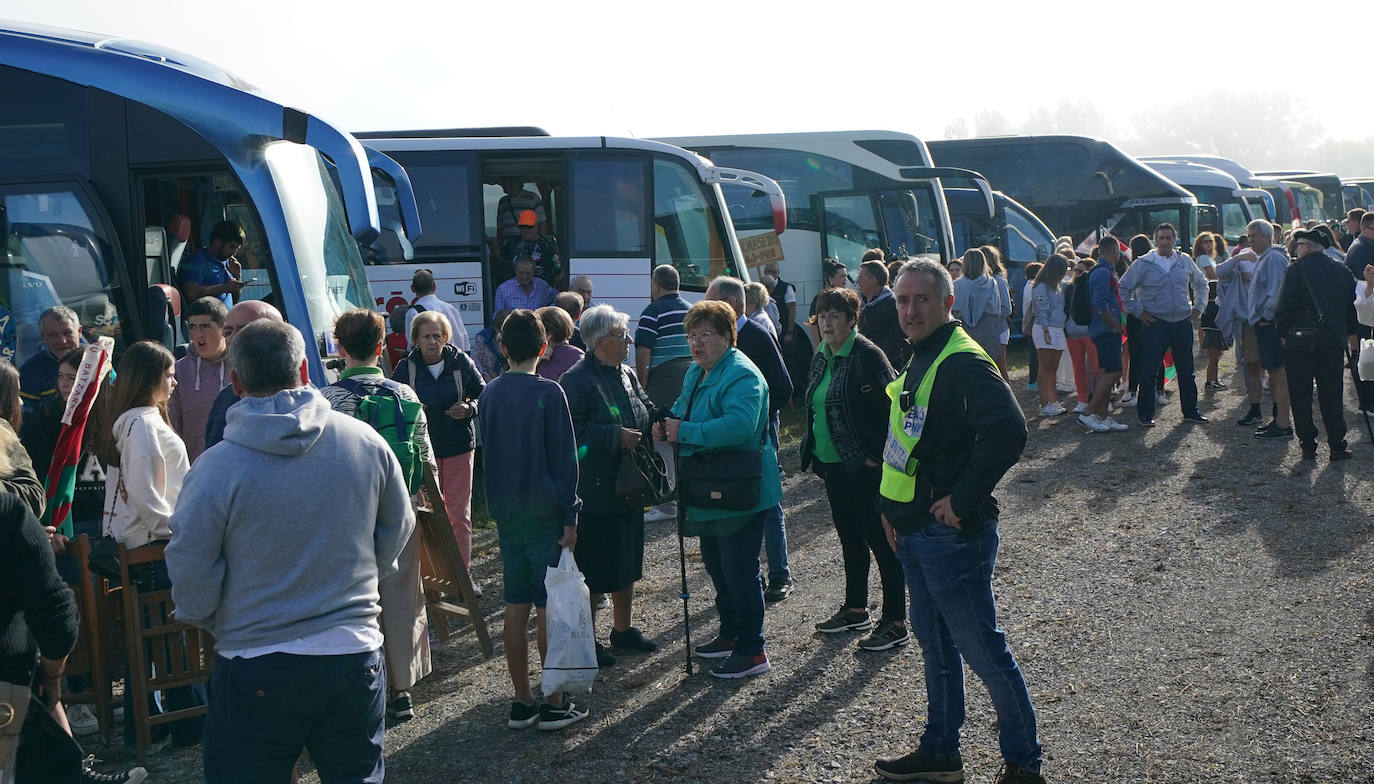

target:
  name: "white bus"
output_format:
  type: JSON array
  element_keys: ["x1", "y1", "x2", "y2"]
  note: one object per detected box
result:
[
  {"x1": 354, "y1": 132, "x2": 783, "y2": 337},
  {"x1": 1142, "y1": 160, "x2": 1262, "y2": 244},
  {"x1": 656, "y1": 131, "x2": 990, "y2": 320}
]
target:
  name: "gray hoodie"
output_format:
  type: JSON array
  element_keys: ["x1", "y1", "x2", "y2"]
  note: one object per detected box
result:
[{"x1": 166, "y1": 386, "x2": 414, "y2": 653}]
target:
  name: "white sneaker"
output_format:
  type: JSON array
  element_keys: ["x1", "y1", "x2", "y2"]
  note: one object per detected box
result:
[
  {"x1": 1156, "y1": 393, "x2": 1169, "y2": 405},
  {"x1": 1117, "y1": 392, "x2": 1137, "y2": 406},
  {"x1": 1040, "y1": 403, "x2": 1066, "y2": 416},
  {"x1": 67, "y1": 703, "x2": 99, "y2": 736},
  {"x1": 1057, "y1": 383, "x2": 1076, "y2": 394},
  {"x1": 1101, "y1": 417, "x2": 1130, "y2": 431},
  {"x1": 644, "y1": 505, "x2": 677, "y2": 523},
  {"x1": 1073, "y1": 402, "x2": 1089, "y2": 414},
  {"x1": 1078, "y1": 413, "x2": 1109, "y2": 432}
]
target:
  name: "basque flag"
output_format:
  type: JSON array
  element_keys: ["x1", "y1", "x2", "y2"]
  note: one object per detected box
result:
[{"x1": 42, "y1": 336, "x2": 114, "y2": 537}]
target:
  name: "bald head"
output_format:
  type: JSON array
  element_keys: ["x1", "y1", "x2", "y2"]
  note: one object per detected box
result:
[{"x1": 224, "y1": 300, "x2": 284, "y2": 348}]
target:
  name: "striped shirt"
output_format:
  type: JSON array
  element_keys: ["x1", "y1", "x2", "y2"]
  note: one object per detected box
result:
[{"x1": 636, "y1": 293, "x2": 691, "y2": 368}]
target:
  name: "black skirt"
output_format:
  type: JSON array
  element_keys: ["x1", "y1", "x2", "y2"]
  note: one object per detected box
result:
[{"x1": 573, "y1": 504, "x2": 645, "y2": 593}]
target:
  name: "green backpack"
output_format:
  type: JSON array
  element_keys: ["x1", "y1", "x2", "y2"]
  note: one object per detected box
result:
[{"x1": 333, "y1": 377, "x2": 425, "y2": 494}]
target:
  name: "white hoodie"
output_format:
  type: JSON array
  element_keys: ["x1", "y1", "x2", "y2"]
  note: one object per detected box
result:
[{"x1": 102, "y1": 406, "x2": 189, "y2": 547}]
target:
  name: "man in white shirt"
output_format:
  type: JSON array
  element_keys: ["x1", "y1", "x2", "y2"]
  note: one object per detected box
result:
[{"x1": 404, "y1": 269, "x2": 470, "y2": 352}]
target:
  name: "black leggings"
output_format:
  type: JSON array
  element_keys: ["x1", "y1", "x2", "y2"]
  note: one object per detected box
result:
[
  {"x1": 1126, "y1": 314, "x2": 1166, "y2": 395},
  {"x1": 820, "y1": 462, "x2": 905, "y2": 622}
]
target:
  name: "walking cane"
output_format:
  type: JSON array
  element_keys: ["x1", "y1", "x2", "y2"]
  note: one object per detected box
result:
[{"x1": 672, "y1": 439, "x2": 693, "y2": 676}]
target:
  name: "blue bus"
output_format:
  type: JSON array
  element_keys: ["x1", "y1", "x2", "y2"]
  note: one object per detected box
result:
[{"x1": 0, "y1": 21, "x2": 413, "y2": 381}]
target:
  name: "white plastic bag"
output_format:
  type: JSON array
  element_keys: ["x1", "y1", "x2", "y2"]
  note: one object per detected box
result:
[
  {"x1": 541, "y1": 547, "x2": 598, "y2": 695},
  {"x1": 1359, "y1": 338, "x2": 1374, "y2": 382}
]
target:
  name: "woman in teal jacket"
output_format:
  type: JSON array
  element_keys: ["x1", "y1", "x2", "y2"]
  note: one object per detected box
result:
[{"x1": 657, "y1": 300, "x2": 780, "y2": 680}]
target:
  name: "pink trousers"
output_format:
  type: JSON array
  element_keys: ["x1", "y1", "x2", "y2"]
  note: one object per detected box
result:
[
  {"x1": 437, "y1": 452, "x2": 474, "y2": 567},
  {"x1": 1066, "y1": 335, "x2": 1100, "y2": 400}
]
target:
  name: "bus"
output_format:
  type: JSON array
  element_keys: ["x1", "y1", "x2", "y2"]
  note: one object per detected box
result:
[
  {"x1": 354, "y1": 132, "x2": 784, "y2": 336},
  {"x1": 1256, "y1": 171, "x2": 1348, "y2": 220},
  {"x1": 1142, "y1": 160, "x2": 1260, "y2": 244},
  {"x1": 928, "y1": 135, "x2": 1215, "y2": 247},
  {"x1": 1140, "y1": 155, "x2": 1277, "y2": 223},
  {"x1": 655, "y1": 131, "x2": 992, "y2": 320},
  {"x1": 0, "y1": 22, "x2": 410, "y2": 381}
]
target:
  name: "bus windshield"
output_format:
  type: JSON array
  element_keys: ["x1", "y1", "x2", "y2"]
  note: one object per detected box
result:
[
  {"x1": 1187, "y1": 185, "x2": 1248, "y2": 240},
  {"x1": 265, "y1": 141, "x2": 372, "y2": 346}
]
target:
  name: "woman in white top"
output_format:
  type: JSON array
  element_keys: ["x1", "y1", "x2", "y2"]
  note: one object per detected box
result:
[
  {"x1": 1191, "y1": 232, "x2": 1224, "y2": 282},
  {"x1": 1025, "y1": 255, "x2": 1070, "y2": 416},
  {"x1": 98, "y1": 340, "x2": 187, "y2": 549}
]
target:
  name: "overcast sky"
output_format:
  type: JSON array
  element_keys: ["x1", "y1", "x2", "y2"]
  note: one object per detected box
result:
[{"x1": 6, "y1": 0, "x2": 1369, "y2": 144}]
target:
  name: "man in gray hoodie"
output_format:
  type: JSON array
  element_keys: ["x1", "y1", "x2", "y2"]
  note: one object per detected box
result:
[{"x1": 167, "y1": 320, "x2": 414, "y2": 784}]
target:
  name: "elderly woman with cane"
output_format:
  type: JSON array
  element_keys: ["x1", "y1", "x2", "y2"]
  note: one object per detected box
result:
[
  {"x1": 557, "y1": 305, "x2": 661, "y2": 667},
  {"x1": 655, "y1": 299, "x2": 780, "y2": 680}
]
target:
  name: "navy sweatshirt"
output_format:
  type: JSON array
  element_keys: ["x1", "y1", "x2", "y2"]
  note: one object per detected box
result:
[{"x1": 476, "y1": 372, "x2": 582, "y2": 533}]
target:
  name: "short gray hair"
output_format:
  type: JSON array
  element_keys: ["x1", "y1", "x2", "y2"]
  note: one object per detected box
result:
[
  {"x1": 652, "y1": 265, "x2": 679, "y2": 291},
  {"x1": 578, "y1": 304, "x2": 629, "y2": 348},
  {"x1": 40, "y1": 305, "x2": 79, "y2": 328},
  {"x1": 894, "y1": 259, "x2": 954, "y2": 303},
  {"x1": 744, "y1": 282, "x2": 770, "y2": 311},
  {"x1": 1247, "y1": 219, "x2": 1274, "y2": 240},
  {"x1": 710, "y1": 276, "x2": 746, "y2": 307},
  {"x1": 229, "y1": 320, "x2": 306, "y2": 395}
]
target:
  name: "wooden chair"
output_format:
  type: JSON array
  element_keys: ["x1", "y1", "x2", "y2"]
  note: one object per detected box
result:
[
  {"x1": 117, "y1": 541, "x2": 212, "y2": 764},
  {"x1": 416, "y1": 465, "x2": 492, "y2": 657},
  {"x1": 64, "y1": 534, "x2": 120, "y2": 744}
]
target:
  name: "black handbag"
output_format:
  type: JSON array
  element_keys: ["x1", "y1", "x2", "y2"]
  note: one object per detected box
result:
[
  {"x1": 1284, "y1": 262, "x2": 1325, "y2": 352},
  {"x1": 88, "y1": 472, "x2": 124, "y2": 581},
  {"x1": 676, "y1": 378, "x2": 767, "y2": 511},
  {"x1": 589, "y1": 367, "x2": 672, "y2": 508}
]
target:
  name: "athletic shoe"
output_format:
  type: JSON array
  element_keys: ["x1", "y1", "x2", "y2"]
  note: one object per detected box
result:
[
  {"x1": 1255, "y1": 423, "x2": 1293, "y2": 439},
  {"x1": 764, "y1": 577, "x2": 792, "y2": 603},
  {"x1": 1182, "y1": 413, "x2": 1209, "y2": 423},
  {"x1": 1101, "y1": 417, "x2": 1129, "y2": 431},
  {"x1": 508, "y1": 700, "x2": 540, "y2": 729},
  {"x1": 79, "y1": 757, "x2": 147, "y2": 784},
  {"x1": 709, "y1": 651, "x2": 770, "y2": 679},
  {"x1": 67, "y1": 703, "x2": 99, "y2": 736},
  {"x1": 875, "y1": 749, "x2": 965, "y2": 782},
  {"x1": 1137, "y1": 417, "x2": 1156, "y2": 428},
  {"x1": 1237, "y1": 410, "x2": 1264, "y2": 426},
  {"x1": 1077, "y1": 413, "x2": 1108, "y2": 432},
  {"x1": 815, "y1": 608, "x2": 875, "y2": 633},
  {"x1": 1331, "y1": 448, "x2": 1354, "y2": 461},
  {"x1": 1117, "y1": 392, "x2": 1136, "y2": 406},
  {"x1": 693, "y1": 636, "x2": 736, "y2": 658},
  {"x1": 994, "y1": 763, "x2": 1047, "y2": 784},
  {"x1": 1072, "y1": 401, "x2": 1089, "y2": 414},
  {"x1": 1039, "y1": 403, "x2": 1065, "y2": 417},
  {"x1": 608, "y1": 626, "x2": 658, "y2": 653},
  {"x1": 1155, "y1": 392, "x2": 1169, "y2": 405},
  {"x1": 386, "y1": 690, "x2": 414, "y2": 722},
  {"x1": 644, "y1": 505, "x2": 677, "y2": 523},
  {"x1": 538, "y1": 695, "x2": 589, "y2": 730},
  {"x1": 857, "y1": 620, "x2": 911, "y2": 652},
  {"x1": 595, "y1": 642, "x2": 617, "y2": 667},
  {"x1": 1300, "y1": 444, "x2": 1318, "y2": 460},
  {"x1": 1056, "y1": 383, "x2": 1075, "y2": 394}
]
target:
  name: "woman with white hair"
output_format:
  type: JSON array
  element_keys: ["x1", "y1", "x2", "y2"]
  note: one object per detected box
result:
[{"x1": 557, "y1": 304, "x2": 661, "y2": 664}]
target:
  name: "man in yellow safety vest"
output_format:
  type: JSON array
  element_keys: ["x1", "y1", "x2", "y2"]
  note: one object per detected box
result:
[{"x1": 872, "y1": 259, "x2": 1045, "y2": 784}]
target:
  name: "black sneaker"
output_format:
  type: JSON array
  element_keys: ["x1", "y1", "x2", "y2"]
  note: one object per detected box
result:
[
  {"x1": 815, "y1": 607, "x2": 875, "y2": 633},
  {"x1": 1136, "y1": 417, "x2": 1155, "y2": 428},
  {"x1": 857, "y1": 620, "x2": 911, "y2": 652},
  {"x1": 693, "y1": 636, "x2": 735, "y2": 659},
  {"x1": 595, "y1": 642, "x2": 617, "y2": 667},
  {"x1": 80, "y1": 756, "x2": 148, "y2": 784},
  {"x1": 764, "y1": 577, "x2": 792, "y2": 603},
  {"x1": 1253, "y1": 419, "x2": 1276, "y2": 434},
  {"x1": 1182, "y1": 412, "x2": 1209, "y2": 423},
  {"x1": 709, "y1": 651, "x2": 770, "y2": 679},
  {"x1": 508, "y1": 700, "x2": 540, "y2": 729},
  {"x1": 608, "y1": 626, "x2": 658, "y2": 653},
  {"x1": 994, "y1": 762, "x2": 1047, "y2": 784},
  {"x1": 386, "y1": 689, "x2": 414, "y2": 722},
  {"x1": 1237, "y1": 410, "x2": 1264, "y2": 426},
  {"x1": 538, "y1": 695, "x2": 589, "y2": 730},
  {"x1": 875, "y1": 749, "x2": 964, "y2": 782},
  {"x1": 1255, "y1": 423, "x2": 1293, "y2": 439}
]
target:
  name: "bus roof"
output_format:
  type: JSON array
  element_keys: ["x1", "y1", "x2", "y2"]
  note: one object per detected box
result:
[
  {"x1": 655, "y1": 130, "x2": 937, "y2": 175},
  {"x1": 360, "y1": 134, "x2": 726, "y2": 174},
  {"x1": 1139, "y1": 154, "x2": 1261, "y2": 187},
  {"x1": 355, "y1": 127, "x2": 551, "y2": 139},
  {"x1": 928, "y1": 135, "x2": 1193, "y2": 206},
  {"x1": 0, "y1": 19, "x2": 380, "y2": 242},
  {"x1": 1143, "y1": 160, "x2": 1243, "y2": 191}
]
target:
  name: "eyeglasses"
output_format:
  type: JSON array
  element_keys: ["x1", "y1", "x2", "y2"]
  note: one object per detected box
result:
[{"x1": 686, "y1": 331, "x2": 719, "y2": 344}]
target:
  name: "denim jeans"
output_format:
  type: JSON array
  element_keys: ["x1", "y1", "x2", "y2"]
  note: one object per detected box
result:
[
  {"x1": 204, "y1": 649, "x2": 386, "y2": 784},
  {"x1": 1137, "y1": 317, "x2": 1199, "y2": 422},
  {"x1": 700, "y1": 509, "x2": 767, "y2": 656},
  {"x1": 894, "y1": 523, "x2": 1041, "y2": 770},
  {"x1": 761, "y1": 414, "x2": 789, "y2": 584}
]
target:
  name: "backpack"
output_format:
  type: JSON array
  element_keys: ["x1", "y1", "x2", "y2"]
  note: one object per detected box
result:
[
  {"x1": 1070, "y1": 274, "x2": 1094, "y2": 326},
  {"x1": 333, "y1": 377, "x2": 424, "y2": 494},
  {"x1": 388, "y1": 302, "x2": 425, "y2": 341}
]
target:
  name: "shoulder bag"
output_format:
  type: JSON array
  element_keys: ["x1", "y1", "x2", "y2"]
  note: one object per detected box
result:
[
  {"x1": 677, "y1": 377, "x2": 766, "y2": 511},
  {"x1": 0, "y1": 678, "x2": 31, "y2": 784},
  {"x1": 589, "y1": 367, "x2": 671, "y2": 508},
  {"x1": 1284, "y1": 262, "x2": 1325, "y2": 352}
]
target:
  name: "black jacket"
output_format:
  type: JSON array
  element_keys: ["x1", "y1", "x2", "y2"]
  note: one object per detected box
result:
[
  {"x1": 736, "y1": 318, "x2": 794, "y2": 416},
  {"x1": 858, "y1": 291, "x2": 910, "y2": 370},
  {"x1": 558, "y1": 354, "x2": 656, "y2": 513},
  {"x1": 1344, "y1": 235, "x2": 1374, "y2": 281},
  {"x1": 877, "y1": 321, "x2": 1028, "y2": 536},
  {"x1": 393, "y1": 345, "x2": 486, "y2": 458},
  {"x1": 1274, "y1": 251, "x2": 1359, "y2": 350},
  {"x1": 0, "y1": 494, "x2": 78, "y2": 686},
  {"x1": 800, "y1": 332, "x2": 895, "y2": 474}
]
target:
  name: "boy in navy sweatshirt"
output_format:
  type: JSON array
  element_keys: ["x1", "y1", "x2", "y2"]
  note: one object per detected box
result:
[{"x1": 476, "y1": 309, "x2": 587, "y2": 731}]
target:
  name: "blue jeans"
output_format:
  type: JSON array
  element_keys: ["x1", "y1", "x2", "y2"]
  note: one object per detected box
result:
[
  {"x1": 700, "y1": 509, "x2": 767, "y2": 656},
  {"x1": 204, "y1": 649, "x2": 386, "y2": 784},
  {"x1": 895, "y1": 523, "x2": 1041, "y2": 770},
  {"x1": 762, "y1": 414, "x2": 789, "y2": 583},
  {"x1": 1137, "y1": 317, "x2": 1199, "y2": 422}
]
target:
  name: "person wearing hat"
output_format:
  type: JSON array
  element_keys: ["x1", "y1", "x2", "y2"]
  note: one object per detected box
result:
[
  {"x1": 502, "y1": 209, "x2": 563, "y2": 288},
  {"x1": 1275, "y1": 227, "x2": 1360, "y2": 460},
  {"x1": 495, "y1": 177, "x2": 545, "y2": 245}
]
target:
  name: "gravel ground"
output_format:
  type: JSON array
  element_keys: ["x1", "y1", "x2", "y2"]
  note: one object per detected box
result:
[{"x1": 104, "y1": 351, "x2": 1374, "y2": 783}]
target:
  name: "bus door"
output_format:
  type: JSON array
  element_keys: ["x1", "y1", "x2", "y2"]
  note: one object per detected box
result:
[
  {"x1": 482, "y1": 154, "x2": 565, "y2": 307},
  {"x1": 564, "y1": 152, "x2": 651, "y2": 318},
  {"x1": 818, "y1": 191, "x2": 883, "y2": 269},
  {"x1": 877, "y1": 189, "x2": 941, "y2": 261},
  {"x1": 366, "y1": 149, "x2": 483, "y2": 339}
]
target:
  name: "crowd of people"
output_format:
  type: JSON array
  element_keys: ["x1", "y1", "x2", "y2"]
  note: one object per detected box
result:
[{"x1": 4, "y1": 209, "x2": 1371, "y2": 782}]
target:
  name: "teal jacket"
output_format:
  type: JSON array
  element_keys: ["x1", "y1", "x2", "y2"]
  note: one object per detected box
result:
[{"x1": 671, "y1": 347, "x2": 781, "y2": 536}]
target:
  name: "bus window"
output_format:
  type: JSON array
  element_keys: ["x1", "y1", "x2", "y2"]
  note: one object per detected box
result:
[
  {"x1": 1004, "y1": 203, "x2": 1052, "y2": 263},
  {"x1": 2, "y1": 184, "x2": 123, "y2": 364},
  {"x1": 385, "y1": 152, "x2": 481, "y2": 257},
  {"x1": 569, "y1": 157, "x2": 648, "y2": 255},
  {"x1": 705, "y1": 147, "x2": 854, "y2": 232},
  {"x1": 821, "y1": 194, "x2": 882, "y2": 267},
  {"x1": 0, "y1": 66, "x2": 91, "y2": 180},
  {"x1": 653, "y1": 157, "x2": 730, "y2": 290},
  {"x1": 879, "y1": 188, "x2": 941, "y2": 260}
]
